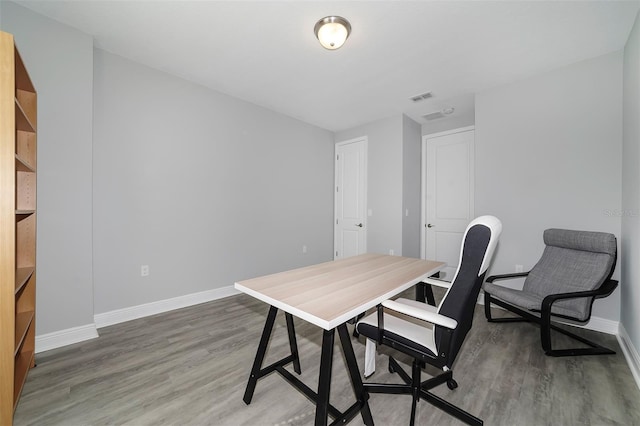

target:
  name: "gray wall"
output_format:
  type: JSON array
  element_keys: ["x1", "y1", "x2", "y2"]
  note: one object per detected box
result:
[
  {"x1": 335, "y1": 116, "x2": 404, "y2": 256},
  {"x1": 402, "y1": 115, "x2": 422, "y2": 258},
  {"x1": 0, "y1": 2, "x2": 95, "y2": 334},
  {"x1": 622, "y1": 12, "x2": 640, "y2": 354},
  {"x1": 475, "y1": 51, "x2": 623, "y2": 322},
  {"x1": 1, "y1": 1, "x2": 334, "y2": 329},
  {"x1": 92, "y1": 50, "x2": 334, "y2": 314},
  {"x1": 335, "y1": 114, "x2": 423, "y2": 258}
]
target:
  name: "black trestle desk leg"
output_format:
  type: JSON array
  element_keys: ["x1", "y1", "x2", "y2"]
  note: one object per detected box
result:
[
  {"x1": 417, "y1": 273, "x2": 438, "y2": 306},
  {"x1": 416, "y1": 281, "x2": 426, "y2": 303},
  {"x1": 425, "y1": 284, "x2": 436, "y2": 306},
  {"x1": 243, "y1": 305, "x2": 278, "y2": 405},
  {"x1": 285, "y1": 312, "x2": 302, "y2": 374},
  {"x1": 337, "y1": 323, "x2": 374, "y2": 426},
  {"x1": 315, "y1": 328, "x2": 335, "y2": 426}
]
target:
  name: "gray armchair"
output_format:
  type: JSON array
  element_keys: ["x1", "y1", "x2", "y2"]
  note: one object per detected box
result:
[{"x1": 483, "y1": 228, "x2": 618, "y2": 357}]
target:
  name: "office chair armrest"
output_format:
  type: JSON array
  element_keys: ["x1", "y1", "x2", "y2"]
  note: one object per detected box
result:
[
  {"x1": 540, "y1": 279, "x2": 619, "y2": 315},
  {"x1": 422, "y1": 277, "x2": 452, "y2": 289},
  {"x1": 485, "y1": 272, "x2": 529, "y2": 283},
  {"x1": 382, "y1": 300, "x2": 458, "y2": 330}
]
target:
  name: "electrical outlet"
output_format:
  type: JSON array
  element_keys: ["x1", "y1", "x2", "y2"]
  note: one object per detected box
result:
[
  {"x1": 389, "y1": 249, "x2": 394, "y2": 256},
  {"x1": 515, "y1": 264, "x2": 524, "y2": 273},
  {"x1": 302, "y1": 245, "x2": 307, "y2": 254},
  {"x1": 141, "y1": 265, "x2": 149, "y2": 277}
]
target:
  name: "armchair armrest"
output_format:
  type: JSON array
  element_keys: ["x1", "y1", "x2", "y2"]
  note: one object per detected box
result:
[
  {"x1": 382, "y1": 299, "x2": 458, "y2": 330},
  {"x1": 540, "y1": 279, "x2": 619, "y2": 317},
  {"x1": 486, "y1": 272, "x2": 529, "y2": 283}
]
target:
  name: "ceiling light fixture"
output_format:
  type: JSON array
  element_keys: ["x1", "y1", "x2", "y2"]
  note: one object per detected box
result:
[
  {"x1": 423, "y1": 107, "x2": 456, "y2": 121},
  {"x1": 314, "y1": 16, "x2": 351, "y2": 50}
]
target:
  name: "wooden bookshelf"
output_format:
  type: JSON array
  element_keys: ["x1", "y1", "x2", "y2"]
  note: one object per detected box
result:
[{"x1": 1, "y1": 31, "x2": 37, "y2": 425}]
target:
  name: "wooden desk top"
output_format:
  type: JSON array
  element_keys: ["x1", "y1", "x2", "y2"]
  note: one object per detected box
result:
[{"x1": 235, "y1": 254, "x2": 445, "y2": 330}]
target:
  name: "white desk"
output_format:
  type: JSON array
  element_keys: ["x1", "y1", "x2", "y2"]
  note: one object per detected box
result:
[{"x1": 235, "y1": 253, "x2": 445, "y2": 426}]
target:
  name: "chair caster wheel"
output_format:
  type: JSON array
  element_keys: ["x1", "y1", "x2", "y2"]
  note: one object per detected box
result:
[{"x1": 447, "y1": 379, "x2": 458, "y2": 390}]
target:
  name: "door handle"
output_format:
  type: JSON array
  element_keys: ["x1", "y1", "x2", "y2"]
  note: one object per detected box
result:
[
  {"x1": 427, "y1": 223, "x2": 435, "y2": 228},
  {"x1": 356, "y1": 223, "x2": 363, "y2": 228}
]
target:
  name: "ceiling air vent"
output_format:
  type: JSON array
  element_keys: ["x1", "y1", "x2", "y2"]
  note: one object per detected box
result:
[{"x1": 410, "y1": 92, "x2": 433, "y2": 102}]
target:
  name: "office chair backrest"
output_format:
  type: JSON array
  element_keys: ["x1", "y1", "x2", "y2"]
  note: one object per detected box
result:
[
  {"x1": 436, "y1": 216, "x2": 502, "y2": 364},
  {"x1": 523, "y1": 229, "x2": 617, "y2": 321}
]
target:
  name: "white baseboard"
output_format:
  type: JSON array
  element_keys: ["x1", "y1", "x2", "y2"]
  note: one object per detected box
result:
[
  {"x1": 35, "y1": 286, "x2": 240, "y2": 353},
  {"x1": 94, "y1": 285, "x2": 240, "y2": 329},
  {"x1": 571, "y1": 315, "x2": 619, "y2": 335},
  {"x1": 35, "y1": 323, "x2": 99, "y2": 354},
  {"x1": 618, "y1": 325, "x2": 640, "y2": 391}
]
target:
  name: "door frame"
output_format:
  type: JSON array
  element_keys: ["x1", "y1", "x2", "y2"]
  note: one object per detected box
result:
[
  {"x1": 334, "y1": 136, "x2": 368, "y2": 259},
  {"x1": 420, "y1": 126, "x2": 475, "y2": 260}
]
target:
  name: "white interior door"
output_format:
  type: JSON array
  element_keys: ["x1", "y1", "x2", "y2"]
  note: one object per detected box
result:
[
  {"x1": 421, "y1": 127, "x2": 474, "y2": 280},
  {"x1": 334, "y1": 137, "x2": 367, "y2": 259}
]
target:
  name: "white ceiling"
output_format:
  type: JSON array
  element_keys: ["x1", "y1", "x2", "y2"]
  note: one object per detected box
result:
[{"x1": 15, "y1": 0, "x2": 640, "y2": 132}]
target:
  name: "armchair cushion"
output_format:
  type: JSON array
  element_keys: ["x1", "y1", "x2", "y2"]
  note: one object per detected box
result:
[
  {"x1": 483, "y1": 282, "x2": 584, "y2": 319},
  {"x1": 543, "y1": 228, "x2": 616, "y2": 254},
  {"x1": 523, "y1": 248, "x2": 612, "y2": 320}
]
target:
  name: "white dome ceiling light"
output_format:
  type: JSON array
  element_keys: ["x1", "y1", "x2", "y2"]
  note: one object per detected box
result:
[{"x1": 314, "y1": 16, "x2": 351, "y2": 50}]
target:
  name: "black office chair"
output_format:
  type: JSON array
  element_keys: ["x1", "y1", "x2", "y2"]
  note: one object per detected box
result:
[
  {"x1": 483, "y1": 228, "x2": 618, "y2": 356},
  {"x1": 356, "y1": 215, "x2": 502, "y2": 426}
]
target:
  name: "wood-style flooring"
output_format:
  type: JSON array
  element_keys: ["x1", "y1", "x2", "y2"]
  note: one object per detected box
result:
[{"x1": 14, "y1": 290, "x2": 640, "y2": 425}]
